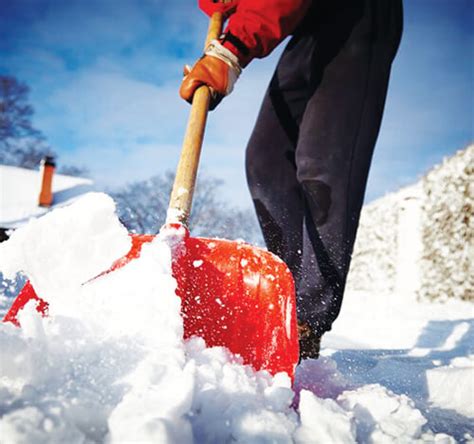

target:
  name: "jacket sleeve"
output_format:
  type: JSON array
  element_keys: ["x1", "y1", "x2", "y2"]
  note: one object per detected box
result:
[{"x1": 222, "y1": 0, "x2": 312, "y2": 66}]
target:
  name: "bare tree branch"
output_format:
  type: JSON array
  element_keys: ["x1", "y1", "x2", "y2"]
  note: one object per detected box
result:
[
  {"x1": 0, "y1": 75, "x2": 86, "y2": 175},
  {"x1": 111, "y1": 173, "x2": 262, "y2": 244}
]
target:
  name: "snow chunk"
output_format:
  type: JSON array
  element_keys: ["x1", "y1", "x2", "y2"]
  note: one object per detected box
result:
[
  {"x1": 338, "y1": 384, "x2": 427, "y2": 442},
  {"x1": 427, "y1": 355, "x2": 474, "y2": 418},
  {"x1": 295, "y1": 390, "x2": 355, "y2": 443},
  {"x1": 0, "y1": 192, "x2": 131, "y2": 301}
]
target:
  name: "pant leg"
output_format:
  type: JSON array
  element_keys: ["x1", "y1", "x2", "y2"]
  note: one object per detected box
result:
[
  {"x1": 245, "y1": 31, "x2": 316, "y2": 275},
  {"x1": 245, "y1": 1, "x2": 361, "y2": 291},
  {"x1": 295, "y1": 0, "x2": 403, "y2": 336}
]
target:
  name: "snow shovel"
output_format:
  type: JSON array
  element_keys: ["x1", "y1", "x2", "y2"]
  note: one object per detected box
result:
[{"x1": 3, "y1": 13, "x2": 299, "y2": 379}]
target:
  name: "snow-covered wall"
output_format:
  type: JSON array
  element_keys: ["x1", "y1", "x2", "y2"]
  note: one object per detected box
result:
[{"x1": 347, "y1": 144, "x2": 473, "y2": 302}]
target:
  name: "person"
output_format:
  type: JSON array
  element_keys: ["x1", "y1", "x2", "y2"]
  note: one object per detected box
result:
[{"x1": 180, "y1": 0, "x2": 403, "y2": 360}]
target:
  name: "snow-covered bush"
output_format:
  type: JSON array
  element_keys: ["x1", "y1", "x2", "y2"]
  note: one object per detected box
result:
[
  {"x1": 111, "y1": 172, "x2": 262, "y2": 244},
  {"x1": 419, "y1": 145, "x2": 474, "y2": 302},
  {"x1": 346, "y1": 193, "x2": 399, "y2": 294},
  {"x1": 347, "y1": 144, "x2": 473, "y2": 302}
]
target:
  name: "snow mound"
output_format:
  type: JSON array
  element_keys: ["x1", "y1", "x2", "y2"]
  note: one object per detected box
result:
[
  {"x1": 0, "y1": 193, "x2": 458, "y2": 443},
  {"x1": 426, "y1": 355, "x2": 474, "y2": 418}
]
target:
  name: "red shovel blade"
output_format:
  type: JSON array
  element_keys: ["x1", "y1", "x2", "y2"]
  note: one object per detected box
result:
[{"x1": 3, "y1": 233, "x2": 299, "y2": 378}]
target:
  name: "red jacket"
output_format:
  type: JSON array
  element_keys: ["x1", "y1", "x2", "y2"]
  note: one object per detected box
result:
[{"x1": 221, "y1": 0, "x2": 311, "y2": 66}]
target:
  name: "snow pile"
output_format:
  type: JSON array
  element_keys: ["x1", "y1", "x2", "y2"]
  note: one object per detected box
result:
[
  {"x1": 347, "y1": 144, "x2": 473, "y2": 302},
  {"x1": 0, "y1": 193, "x2": 456, "y2": 443},
  {"x1": 419, "y1": 145, "x2": 474, "y2": 302}
]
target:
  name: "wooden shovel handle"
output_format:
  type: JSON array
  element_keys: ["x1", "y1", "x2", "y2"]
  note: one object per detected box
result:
[{"x1": 166, "y1": 12, "x2": 224, "y2": 226}]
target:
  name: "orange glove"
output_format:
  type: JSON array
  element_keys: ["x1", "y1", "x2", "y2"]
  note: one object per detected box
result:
[
  {"x1": 199, "y1": 0, "x2": 239, "y2": 18},
  {"x1": 180, "y1": 40, "x2": 242, "y2": 110}
]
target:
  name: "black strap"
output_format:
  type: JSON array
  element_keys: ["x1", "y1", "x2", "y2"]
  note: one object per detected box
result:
[{"x1": 220, "y1": 31, "x2": 250, "y2": 57}]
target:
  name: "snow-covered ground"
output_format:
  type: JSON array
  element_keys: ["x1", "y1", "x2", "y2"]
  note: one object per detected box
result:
[
  {"x1": 0, "y1": 193, "x2": 472, "y2": 443},
  {"x1": 318, "y1": 292, "x2": 474, "y2": 442}
]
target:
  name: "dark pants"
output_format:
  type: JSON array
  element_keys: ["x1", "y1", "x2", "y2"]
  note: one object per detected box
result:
[{"x1": 246, "y1": 0, "x2": 403, "y2": 337}]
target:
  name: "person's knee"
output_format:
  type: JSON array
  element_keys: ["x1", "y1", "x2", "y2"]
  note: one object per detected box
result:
[{"x1": 298, "y1": 176, "x2": 332, "y2": 227}]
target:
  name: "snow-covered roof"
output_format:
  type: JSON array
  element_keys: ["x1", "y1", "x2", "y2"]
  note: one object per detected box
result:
[{"x1": 0, "y1": 164, "x2": 94, "y2": 229}]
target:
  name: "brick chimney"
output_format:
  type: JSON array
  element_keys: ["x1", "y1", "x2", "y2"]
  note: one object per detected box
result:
[{"x1": 38, "y1": 156, "x2": 56, "y2": 207}]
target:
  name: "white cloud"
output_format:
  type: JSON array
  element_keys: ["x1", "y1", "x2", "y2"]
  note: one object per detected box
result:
[
  {"x1": 61, "y1": 141, "x2": 178, "y2": 187},
  {"x1": 38, "y1": 48, "x2": 282, "y2": 208},
  {"x1": 50, "y1": 70, "x2": 186, "y2": 143}
]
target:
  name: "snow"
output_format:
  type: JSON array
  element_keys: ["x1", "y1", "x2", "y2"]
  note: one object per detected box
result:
[
  {"x1": 426, "y1": 357, "x2": 474, "y2": 418},
  {"x1": 295, "y1": 391, "x2": 354, "y2": 443},
  {"x1": 0, "y1": 164, "x2": 93, "y2": 229},
  {"x1": 338, "y1": 385, "x2": 427, "y2": 442},
  {"x1": 166, "y1": 207, "x2": 185, "y2": 224},
  {"x1": 0, "y1": 193, "x2": 131, "y2": 298},
  {"x1": 0, "y1": 193, "x2": 473, "y2": 443}
]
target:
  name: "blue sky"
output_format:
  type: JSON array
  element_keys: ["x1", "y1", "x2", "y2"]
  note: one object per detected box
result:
[{"x1": 1, "y1": 0, "x2": 472, "y2": 207}]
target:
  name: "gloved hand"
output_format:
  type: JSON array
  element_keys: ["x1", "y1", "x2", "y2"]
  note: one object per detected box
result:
[
  {"x1": 180, "y1": 39, "x2": 242, "y2": 110},
  {"x1": 199, "y1": 0, "x2": 239, "y2": 18},
  {"x1": 298, "y1": 321, "x2": 321, "y2": 361}
]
